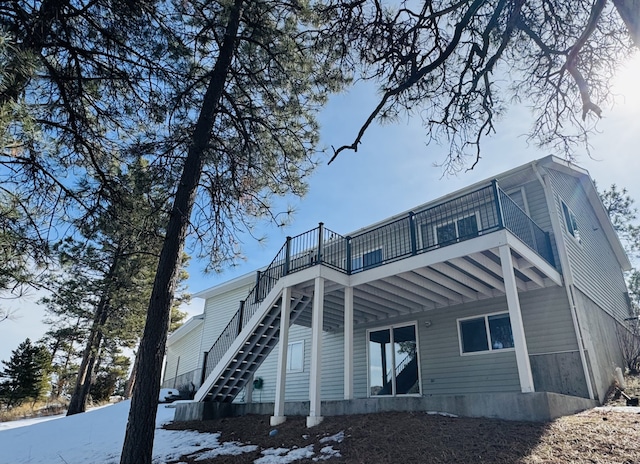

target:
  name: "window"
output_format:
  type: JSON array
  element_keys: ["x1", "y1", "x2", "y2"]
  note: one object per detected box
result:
[
  {"x1": 505, "y1": 187, "x2": 530, "y2": 215},
  {"x1": 561, "y1": 201, "x2": 580, "y2": 242},
  {"x1": 287, "y1": 340, "x2": 304, "y2": 372},
  {"x1": 434, "y1": 213, "x2": 479, "y2": 245},
  {"x1": 458, "y1": 313, "x2": 514, "y2": 354},
  {"x1": 351, "y1": 248, "x2": 383, "y2": 271}
]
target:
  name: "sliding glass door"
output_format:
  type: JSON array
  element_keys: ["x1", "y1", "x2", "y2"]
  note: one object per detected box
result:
[{"x1": 368, "y1": 323, "x2": 420, "y2": 396}]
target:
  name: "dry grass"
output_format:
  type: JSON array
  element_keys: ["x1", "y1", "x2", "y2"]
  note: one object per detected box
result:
[{"x1": 0, "y1": 399, "x2": 68, "y2": 422}]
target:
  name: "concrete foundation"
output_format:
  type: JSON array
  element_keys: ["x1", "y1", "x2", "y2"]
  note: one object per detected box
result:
[{"x1": 174, "y1": 392, "x2": 597, "y2": 424}]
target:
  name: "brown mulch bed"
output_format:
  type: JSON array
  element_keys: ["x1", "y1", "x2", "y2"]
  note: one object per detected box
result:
[{"x1": 164, "y1": 408, "x2": 640, "y2": 463}]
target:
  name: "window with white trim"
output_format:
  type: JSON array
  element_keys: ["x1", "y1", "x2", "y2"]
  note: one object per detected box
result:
[
  {"x1": 458, "y1": 313, "x2": 514, "y2": 354},
  {"x1": 434, "y1": 213, "x2": 480, "y2": 245},
  {"x1": 287, "y1": 340, "x2": 304, "y2": 372},
  {"x1": 561, "y1": 201, "x2": 580, "y2": 242}
]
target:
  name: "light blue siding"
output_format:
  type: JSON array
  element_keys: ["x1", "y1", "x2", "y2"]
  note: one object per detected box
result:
[
  {"x1": 200, "y1": 282, "x2": 254, "y2": 360},
  {"x1": 545, "y1": 168, "x2": 630, "y2": 322},
  {"x1": 247, "y1": 286, "x2": 581, "y2": 401}
]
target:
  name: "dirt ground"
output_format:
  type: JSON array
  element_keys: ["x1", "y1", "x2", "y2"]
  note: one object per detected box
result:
[{"x1": 165, "y1": 406, "x2": 640, "y2": 463}]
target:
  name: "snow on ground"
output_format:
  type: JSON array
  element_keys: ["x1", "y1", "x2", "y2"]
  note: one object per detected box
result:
[{"x1": 0, "y1": 400, "x2": 342, "y2": 464}]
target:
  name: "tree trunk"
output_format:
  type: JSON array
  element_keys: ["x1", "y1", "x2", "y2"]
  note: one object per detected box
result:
[
  {"x1": 123, "y1": 347, "x2": 139, "y2": 399},
  {"x1": 119, "y1": 1, "x2": 245, "y2": 463},
  {"x1": 58, "y1": 317, "x2": 82, "y2": 397},
  {"x1": 613, "y1": 0, "x2": 640, "y2": 48},
  {"x1": 66, "y1": 300, "x2": 109, "y2": 415}
]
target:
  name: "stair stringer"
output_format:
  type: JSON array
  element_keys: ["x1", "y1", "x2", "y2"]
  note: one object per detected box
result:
[
  {"x1": 209, "y1": 292, "x2": 311, "y2": 402},
  {"x1": 194, "y1": 277, "x2": 301, "y2": 402}
]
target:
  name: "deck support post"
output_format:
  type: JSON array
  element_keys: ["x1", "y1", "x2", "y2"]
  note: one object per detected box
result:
[
  {"x1": 307, "y1": 277, "x2": 325, "y2": 427},
  {"x1": 344, "y1": 286, "x2": 354, "y2": 400},
  {"x1": 271, "y1": 286, "x2": 292, "y2": 426},
  {"x1": 245, "y1": 373, "x2": 253, "y2": 404},
  {"x1": 499, "y1": 245, "x2": 535, "y2": 393}
]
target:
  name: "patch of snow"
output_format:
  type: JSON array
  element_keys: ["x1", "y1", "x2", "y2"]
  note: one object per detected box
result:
[
  {"x1": 313, "y1": 445, "x2": 342, "y2": 461},
  {"x1": 191, "y1": 442, "x2": 258, "y2": 461},
  {"x1": 319, "y1": 431, "x2": 344, "y2": 444},
  {"x1": 260, "y1": 447, "x2": 290, "y2": 456},
  {"x1": 0, "y1": 413, "x2": 66, "y2": 431},
  {"x1": 594, "y1": 406, "x2": 640, "y2": 414},
  {"x1": 0, "y1": 400, "x2": 345, "y2": 464},
  {"x1": 426, "y1": 411, "x2": 458, "y2": 418},
  {"x1": 153, "y1": 429, "x2": 238, "y2": 463},
  {"x1": 0, "y1": 401, "x2": 253, "y2": 464},
  {"x1": 254, "y1": 445, "x2": 315, "y2": 464}
]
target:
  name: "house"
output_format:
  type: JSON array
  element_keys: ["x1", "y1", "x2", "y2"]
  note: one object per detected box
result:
[{"x1": 164, "y1": 155, "x2": 633, "y2": 425}]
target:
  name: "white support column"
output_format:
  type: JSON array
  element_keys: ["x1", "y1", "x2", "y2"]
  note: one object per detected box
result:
[
  {"x1": 307, "y1": 277, "x2": 325, "y2": 427},
  {"x1": 270, "y1": 287, "x2": 292, "y2": 426},
  {"x1": 343, "y1": 286, "x2": 354, "y2": 400},
  {"x1": 499, "y1": 245, "x2": 535, "y2": 393},
  {"x1": 245, "y1": 373, "x2": 253, "y2": 404}
]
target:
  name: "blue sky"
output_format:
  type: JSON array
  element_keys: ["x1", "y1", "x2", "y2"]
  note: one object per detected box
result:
[
  {"x1": 1, "y1": 54, "x2": 639, "y2": 363},
  {"x1": 185, "y1": 54, "x2": 640, "y2": 292}
]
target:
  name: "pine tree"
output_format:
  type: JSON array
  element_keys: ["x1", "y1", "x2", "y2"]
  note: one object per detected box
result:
[
  {"x1": 49, "y1": 158, "x2": 187, "y2": 415},
  {"x1": 0, "y1": 338, "x2": 50, "y2": 408},
  {"x1": 39, "y1": 323, "x2": 84, "y2": 398}
]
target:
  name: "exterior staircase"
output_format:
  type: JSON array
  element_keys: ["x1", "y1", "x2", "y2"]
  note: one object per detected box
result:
[{"x1": 198, "y1": 290, "x2": 312, "y2": 402}]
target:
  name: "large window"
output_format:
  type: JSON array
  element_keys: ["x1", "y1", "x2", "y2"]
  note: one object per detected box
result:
[
  {"x1": 368, "y1": 323, "x2": 420, "y2": 396},
  {"x1": 458, "y1": 313, "x2": 514, "y2": 355},
  {"x1": 287, "y1": 340, "x2": 304, "y2": 372}
]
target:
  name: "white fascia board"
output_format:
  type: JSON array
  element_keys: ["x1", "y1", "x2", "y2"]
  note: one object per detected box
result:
[
  {"x1": 504, "y1": 230, "x2": 563, "y2": 286},
  {"x1": 582, "y1": 177, "x2": 632, "y2": 271},
  {"x1": 192, "y1": 270, "x2": 259, "y2": 300}
]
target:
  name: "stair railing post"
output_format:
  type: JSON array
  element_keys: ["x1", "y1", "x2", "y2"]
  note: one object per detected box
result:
[
  {"x1": 254, "y1": 270, "x2": 262, "y2": 304},
  {"x1": 492, "y1": 179, "x2": 504, "y2": 229},
  {"x1": 316, "y1": 222, "x2": 324, "y2": 265},
  {"x1": 200, "y1": 351, "x2": 208, "y2": 386},
  {"x1": 408, "y1": 211, "x2": 417, "y2": 255},
  {"x1": 346, "y1": 236, "x2": 352, "y2": 274},
  {"x1": 284, "y1": 236, "x2": 291, "y2": 275},
  {"x1": 237, "y1": 300, "x2": 245, "y2": 335}
]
